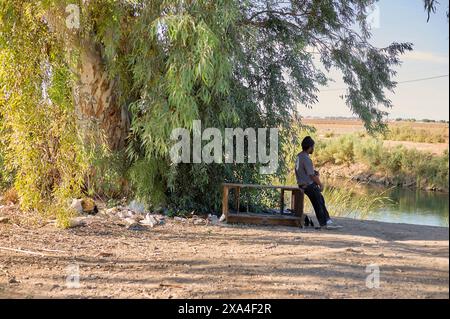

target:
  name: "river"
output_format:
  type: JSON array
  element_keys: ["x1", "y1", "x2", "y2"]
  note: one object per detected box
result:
[{"x1": 324, "y1": 179, "x2": 449, "y2": 227}]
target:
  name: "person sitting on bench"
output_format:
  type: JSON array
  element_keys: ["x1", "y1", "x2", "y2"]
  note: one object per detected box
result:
[{"x1": 295, "y1": 136, "x2": 343, "y2": 230}]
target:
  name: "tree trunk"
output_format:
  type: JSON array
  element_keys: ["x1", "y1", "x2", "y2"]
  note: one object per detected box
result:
[{"x1": 75, "y1": 42, "x2": 129, "y2": 152}]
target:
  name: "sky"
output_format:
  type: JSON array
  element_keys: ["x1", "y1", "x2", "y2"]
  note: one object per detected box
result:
[{"x1": 300, "y1": 0, "x2": 449, "y2": 121}]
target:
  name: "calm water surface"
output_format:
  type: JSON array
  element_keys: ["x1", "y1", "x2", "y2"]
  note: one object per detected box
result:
[{"x1": 325, "y1": 179, "x2": 449, "y2": 227}]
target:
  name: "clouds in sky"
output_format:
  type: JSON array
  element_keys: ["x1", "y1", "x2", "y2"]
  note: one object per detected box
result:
[{"x1": 403, "y1": 51, "x2": 449, "y2": 65}]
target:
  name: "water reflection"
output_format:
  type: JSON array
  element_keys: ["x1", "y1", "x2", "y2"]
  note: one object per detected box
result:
[{"x1": 324, "y1": 178, "x2": 449, "y2": 227}]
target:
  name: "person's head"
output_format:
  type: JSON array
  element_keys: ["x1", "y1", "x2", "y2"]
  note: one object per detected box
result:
[{"x1": 301, "y1": 136, "x2": 315, "y2": 154}]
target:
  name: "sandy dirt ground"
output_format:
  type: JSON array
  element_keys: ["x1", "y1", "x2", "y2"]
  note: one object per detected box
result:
[{"x1": 0, "y1": 210, "x2": 448, "y2": 299}]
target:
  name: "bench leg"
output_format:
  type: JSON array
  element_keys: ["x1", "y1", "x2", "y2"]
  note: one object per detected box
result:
[
  {"x1": 291, "y1": 189, "x2": 305, "y2": 225},
  {"x1": 234, "y1": 187, "x2": 240, "y2": 213},
  {"x1": 280, "y1": 189, "x2": 285, "y2": 214},
  {"x1": 222, "y1": 186, "x2": 229, "y2": 219}
]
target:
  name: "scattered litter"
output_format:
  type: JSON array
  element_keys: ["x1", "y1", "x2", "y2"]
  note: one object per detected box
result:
[
  {"x1": 126, "y1": 200, "x2": 147, "y2": 214},
  {"x1": 68, "y1": 217, "x2": 88, "y2": 228},
  {"x1": 126, "y1": 210, "x2": 138, "y2": 218},
  {"x1": 140, "y1": 214, "x2": 159, "y2": 227},
  {"x1": 70, "y1": 198, "x2": 98, "y2": 215},
  {"x1": 174, "y1": 216, "x2": 188, "y2": 222},
  {"x1": 193, "y1": 218, "x2": 206, "y2": 226},
  {"x1": 70, "y1": 199, "x2": 83, "y2": 214},
  {"x1": 132, "y1": 213, "x2": 145, "y2": 222},
  {"x1": 124, "y1": 217, "x2": 138, "y2": 225},
  {"x1": 117, "y1": 211, "x2": 128, "y2": 219},
  {"x1": 101, "y1": 204, "x2": 166, "y2": 229},
  {"x1": 105, "y1": 207, "x2": 119, "y2": 216},
  {"x1": 207, "y1": 214, "x2": 218, "y2": 224}
]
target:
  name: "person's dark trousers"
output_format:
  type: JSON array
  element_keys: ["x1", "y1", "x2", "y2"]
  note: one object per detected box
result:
[{"x1": 303, "y1": 183, "x2": 331, "y2": 227}]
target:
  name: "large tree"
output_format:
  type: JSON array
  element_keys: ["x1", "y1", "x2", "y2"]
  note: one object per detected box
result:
[{"x1": 0, "y1": 0, "x2": 442, "y2": 216}]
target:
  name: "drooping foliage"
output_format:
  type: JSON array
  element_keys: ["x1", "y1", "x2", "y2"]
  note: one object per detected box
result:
[
  {"x1": 124, "y1": 0, "x2": 240, "y2": 209},
  {"x1": 0, "y1": 0, "x2": 439, "y2": 217},
  {"x1": 0, "y1": 1, "x2": 88, "y2": 216}
]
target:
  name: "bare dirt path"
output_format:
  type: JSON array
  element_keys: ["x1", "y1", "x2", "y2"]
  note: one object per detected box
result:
[{"x1": 0, "y1": 214, "x2": 448, "y2": 299}]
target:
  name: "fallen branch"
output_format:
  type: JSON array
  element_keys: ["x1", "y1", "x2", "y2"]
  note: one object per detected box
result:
[
  {"x1": 36, "y1": 248, "x2": 68, "y2": 253},
  {"x1": 0, "y1": 246, "x2": 48, "y2": 257},
  {"x1": 159, "y1": 283, "x2": 184, "y2": 289}
]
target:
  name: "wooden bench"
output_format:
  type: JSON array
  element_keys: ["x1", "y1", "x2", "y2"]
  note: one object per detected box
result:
[{"x1": 222, "y1": 183, "x2": 305, "y2": 227}]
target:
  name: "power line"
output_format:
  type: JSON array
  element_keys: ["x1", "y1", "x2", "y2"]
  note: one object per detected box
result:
[
  {"x1": 396, "y1": 74, "x2": 449, "y2": 83},
  {"x1": 321, "y1": 74, "x2": 449, "y2": 92}
]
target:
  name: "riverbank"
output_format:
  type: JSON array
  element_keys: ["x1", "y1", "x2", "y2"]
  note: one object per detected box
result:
[
  {"x1": 0, "y1": 207, "x2": 448, "y2": 299},
  {"x1": 318, "y1": 162, "x2": 449, "y2": 193},
  {"x1": 298, "y1": 118, "x2": 449, "y2": 192}
]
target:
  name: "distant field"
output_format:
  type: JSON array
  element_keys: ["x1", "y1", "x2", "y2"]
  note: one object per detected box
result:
[
  {"x1": 383, "y1": 140, "x2": 448, "y2": 156},
  {"x1": 303, "y1": 118, "x2": 449, "y2": 155},
  {"x1": 303, "y1": 118, "x2": 367, "y2": 135},
  {"x1": 303, "y1": 118, "x2": 449, "y2": 138}
]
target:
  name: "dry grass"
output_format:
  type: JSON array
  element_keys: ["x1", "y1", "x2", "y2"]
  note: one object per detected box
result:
[
  {"x1": 1, "y1": 188, "x2": 19, "y2": 205},
  {"x1": 383, "y1": 140, "x2": 448, "y2": 156},
  {"x1": 304, "y1": 118, "x2": 449, "y2": 140},
  {"x1": 303, "y1": 118, "x2": 449, "y2": 156}
]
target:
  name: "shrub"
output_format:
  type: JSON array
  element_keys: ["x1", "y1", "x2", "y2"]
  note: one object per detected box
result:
[
  {"x1": 0, "y1": 151, "x2": 10, "y2": 191},
  {"x1": 0, "y1": 120, "x2": 13, "y2": 191},
  {"x1": 314, "y1": 135, "x2": 355, "y2": 166},
  {"x1": 383, "y1": 125, "x2": 447, "y2": 143},
  {"x1": 303, "y1": 133, "x2": 449, "y2": 190},
  {"x1": 88, "y1": 151, "x2": 130, "y2": 201},
  {"x1": 1, "y1": 45, "x2": 89, "y2": 219}
]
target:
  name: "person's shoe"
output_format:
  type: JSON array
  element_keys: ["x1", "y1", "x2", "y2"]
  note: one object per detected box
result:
[{"x1": 324, "y1": 220, "x2": 343, "y2": 230}]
